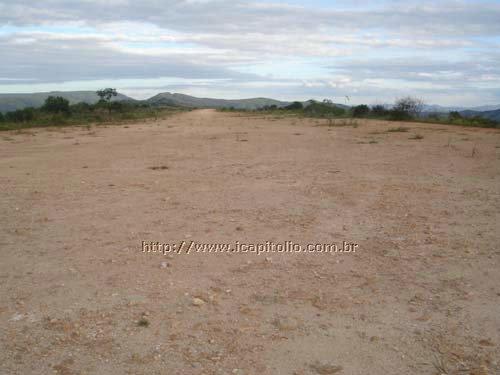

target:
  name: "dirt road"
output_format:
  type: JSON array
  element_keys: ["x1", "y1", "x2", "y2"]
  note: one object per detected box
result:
[{"x1": 1, "y1": 109, "x2": 499, "y2": 374}]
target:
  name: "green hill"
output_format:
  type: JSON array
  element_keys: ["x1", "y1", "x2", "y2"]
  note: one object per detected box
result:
[{"x1": 146, "y1": 92, "x2": 289, "y2": 110}]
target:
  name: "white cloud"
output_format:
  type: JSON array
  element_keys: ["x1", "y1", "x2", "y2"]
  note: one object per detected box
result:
[{"x1": 0, "y1": 0, "x2": 499, "y2": 105}]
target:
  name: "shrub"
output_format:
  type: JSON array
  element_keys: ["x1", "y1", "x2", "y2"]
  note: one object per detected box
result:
[
  {"x1": 285, "y1": 101, "x2": 303, "y2": 110},
  {"x1": 409, "y1": 134, "x2": 424, "y2": 140},
  {"x1": 261, "y1": 104, "x2": 278, "y2": 111},
  {"x1": 390, "y1": 96, "x2": 424, "y2": 120},
  {"x1": 71, "y1": 102, "x2": 92, "y2": 113},
  {"x1": 352, "y1": 104, "x2": 370, "y2": 118},
  {"x1": 304, "y1": 101, "x2": 345, "y2": 117},
  {"x1": 389, "y1": 109, "x2": 411, "y2": 121},
  {"x1": 109, "y1": 101, "x2": 125, "y2": 112},
  {"x1": 5, "y1": 108, "x2": 35, "y2": 122},
  {"x1": 426, "y1": 113, "x2": 442, "y2": 121},
  {"x1": 42, "y1": 96, "x2": 70, "y2": 114},
  {"x1": 449, "y1": 111, "x2": 463, "y2": 120},
  {"x1": 371, "y1": 105, "x2": 388, "y2": 117},
  {"x1": 387, "y1": 126, "x2": 409, "y2": 132}
]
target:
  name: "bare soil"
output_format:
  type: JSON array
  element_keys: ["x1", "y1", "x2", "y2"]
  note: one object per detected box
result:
[{"x1": 1, "y1": 109, "x2": 499, "y2": 375}]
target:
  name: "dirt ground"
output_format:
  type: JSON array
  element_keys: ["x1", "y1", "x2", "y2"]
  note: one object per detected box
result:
[{"x1": 1, "y1": 109, "x2": 499, "y2": 375}]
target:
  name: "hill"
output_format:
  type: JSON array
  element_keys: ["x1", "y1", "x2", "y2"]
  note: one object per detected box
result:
[
  {"x1": 460, "y1": 109, "x2": 500, "y2": 122},
  {"x1": 0, "y1": 91, "x2": 134, "y2": 112},
  {"x1": 146, "y1": 92, "x2": 289, "y2": 110}
]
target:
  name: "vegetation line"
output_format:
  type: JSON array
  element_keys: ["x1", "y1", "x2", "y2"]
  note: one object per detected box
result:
[
  {"x1": 0, "y1": 88, "x2": 188, "y2": 131},
  {"x1": 220, "y1": 97, "x2": 499, "y2": 129},
  {"x1": 1, "y1": 91, "x2": 498, "y2": 131}
]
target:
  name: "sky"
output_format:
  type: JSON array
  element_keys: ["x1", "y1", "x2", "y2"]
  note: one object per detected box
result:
[{"x1": 0, "y1": 0, "x2": 499, "y2": 106}]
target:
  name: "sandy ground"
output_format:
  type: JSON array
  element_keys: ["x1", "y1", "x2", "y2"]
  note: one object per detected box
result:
[{"x1": 1, "y1": 109, "x2": 499, "y2": 375}]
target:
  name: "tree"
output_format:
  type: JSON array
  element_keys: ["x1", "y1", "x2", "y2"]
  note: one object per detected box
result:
[
  {"x1": 391, "y1": 96, "x2": 424, "y2": 120},
  {"x1": 352, "y1": 104, "x2": 370, "y2": 118},
  {"x1": 42, "y1": 96, "x2": 70, "y2": 114},
  {"x1": 0, "y1": 112, "x2": 4, "y2": 122},
  {"x1": 96, "y1": 88, "x2": 118, "y2": 103}
]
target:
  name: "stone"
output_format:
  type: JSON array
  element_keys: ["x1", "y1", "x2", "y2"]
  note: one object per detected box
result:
[
  {"x1": 310, "y1": 361, "x2": 343, "y2": 374},
  {"x1": 192, "y1": 298, "x2": 206, "y2": 306},
  {"x1": 272, "y1": 316, "x2": 300, "y2": 331}
]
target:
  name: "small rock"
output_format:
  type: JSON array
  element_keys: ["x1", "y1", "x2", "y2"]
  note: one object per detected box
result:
[
  {"x1": 192, "y1": 298, "x2": 206, "y2": 306},
  {"x1": 273, "y1": 316, "x2": 300, "y2": 331},
  {"x1": 127, "y1": 295, "x2": 146, "y2": 306},
  {"x1": 479, "y1": 338, "x2": 495, "y2": 347},
  {"x1": 310, "y1": 361, "x2": 343, "y2": 374},
  {"x1": 9, "y1": 313, "x2": 24, "y2": 322}
]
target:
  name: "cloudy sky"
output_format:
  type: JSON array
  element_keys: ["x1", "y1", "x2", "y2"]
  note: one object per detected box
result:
[{"x1": 0, "y1": 0, "x2": 499, "y2": 106}]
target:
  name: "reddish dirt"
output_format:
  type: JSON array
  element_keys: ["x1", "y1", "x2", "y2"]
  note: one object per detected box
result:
[{"x1": 1, "y1": 109, "x2": 499, "y2": 374}]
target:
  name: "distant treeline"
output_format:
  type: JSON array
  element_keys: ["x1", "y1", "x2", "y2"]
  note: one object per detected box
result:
[
  {"x1": 221, "y1": 97, "x2": 499, "y2": 128},
  {"x1": 0, "y1": 88, "x2": 181, "y2": 131}
]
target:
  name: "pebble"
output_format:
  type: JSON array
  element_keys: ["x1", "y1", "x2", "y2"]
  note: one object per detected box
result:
[
  {"x1": 9, "y1": 313, "x2": 24, "y2": 322},
  {"x1": 192, "y1": 298, "x2": 206, "y2": 306},
  {"x1": 127, "y1": 295, "x2": 146, "y2": 306},
  {"x1": 273, "y1": 317, "x2": 300, "y2": 331},
  {"x1": 310, "y1": 361, "x2": 343, "y2": 374}
]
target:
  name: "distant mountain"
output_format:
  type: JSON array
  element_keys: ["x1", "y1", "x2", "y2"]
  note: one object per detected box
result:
[
  {"x1": 468, "y1": 105, "x2": 500, "y2": 112},
  {"x1": 460, "y1": 109, "x2": 500, "y2": 122},
  {"x1": 0, "y1": 91, "x2": 134, "y2": 112},
  {"x1": 422, "y1": 104, "x2": 466, "y2": 113},
  {"x1": 382, "y1": 103, "x2": 500, "y2": 114},
  {"x1": 146, "y1": 92, "x2": 289, "y2": 110},
  {"x1": 302, "y1": 99, "x2": 350, "y2": 109},
  {"x1": 146, "y1": 93, "x2": 351, "y2": 110}
]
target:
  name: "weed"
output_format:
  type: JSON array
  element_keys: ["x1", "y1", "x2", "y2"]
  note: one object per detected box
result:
[
  {"x1": 409, "y1": 134, "x2": 424, "y2": 140},
  {"x1": 137, "y1": 318, "x2": 150, "y2": 327},
  {"x1": 387, "y1": 127, "x2": 409, "y2": 132}
]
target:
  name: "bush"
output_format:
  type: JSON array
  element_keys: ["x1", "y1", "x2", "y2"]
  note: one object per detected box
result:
[
  {"x1": 389, "y1": 109, "x2": 411, "y2": 121},
  {"x1": 71, "y1": 102, "x2": 92, "y2": 113},
  {"x1": 387, "y1": 126, "x2": 409, "y2": 132},
  {"x1": 449, "y1": 111, "x2": 462, "y2": 121},
  {"x1": 371, "y1": 105, "x2": 388, "y2": 117},
  {"x1": 304, "y1": 101, "x2": 345, "y2": 117},
  {"x1": 260, "y1": 104, "x2": 278, "y2": 111},
  {"x1": 285, "y1": 101, "x2": 303, "y2": 110},
  {"x1": 109, "y1": 101, "x2": 125, "y2": 112},
  {"x1": 390, "y1": 96, "x2": 424, "y2": 120},
  {"x1": 49, "y1": 113, "x2": 69, "y2": 125},
  {"x1": 42, "y1": 96, "x2": 70, "y2": 114},
  {"x1": 352, "y1": 104, "x2": 370, "y2": 118},
  {"x1": 5, "y1": 108, "x2": 35, "y2": 122}
]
